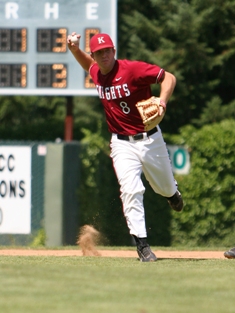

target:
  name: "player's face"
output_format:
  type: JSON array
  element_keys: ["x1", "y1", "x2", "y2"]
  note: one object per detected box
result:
[{"x1": 92, "y1": 48, "x2": 116, "y2": 74}]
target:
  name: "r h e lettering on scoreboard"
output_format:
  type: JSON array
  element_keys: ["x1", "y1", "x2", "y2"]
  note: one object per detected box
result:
[{"x1": 0, "y1": 0, "x2": 117, "y2": 95}]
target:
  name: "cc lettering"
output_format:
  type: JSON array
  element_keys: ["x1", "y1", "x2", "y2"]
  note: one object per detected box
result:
[{"x1": 0, "y1": 154, "x2": 15, "y2": 172}]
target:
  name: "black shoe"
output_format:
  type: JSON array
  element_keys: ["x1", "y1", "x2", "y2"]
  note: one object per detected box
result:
[
  {"x1": 137, "y1": 245, "x2": 157, "y2": 262},
  {"x1": 167, "y1": 190, "x2": 183, "y2": 212},
  {"x1": 133, "y1": 236, "x2": 157, "y2": 262},
  {"x1": 224, "y1": 247, "x2": 235, "y2": 259}
]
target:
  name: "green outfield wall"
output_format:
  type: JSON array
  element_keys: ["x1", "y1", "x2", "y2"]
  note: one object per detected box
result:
[{"x1": 0, "y1": 141, "x2": 81, "y2": 246}]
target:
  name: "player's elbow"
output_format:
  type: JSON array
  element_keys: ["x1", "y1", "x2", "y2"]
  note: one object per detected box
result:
[{"x1": 165, "y1": 71, "x2": 177, "y2": 87}]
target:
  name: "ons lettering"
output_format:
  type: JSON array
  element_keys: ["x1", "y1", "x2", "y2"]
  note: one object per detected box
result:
[{"x1": 0, "y1": 180, "x2": 26, "y2": 198}]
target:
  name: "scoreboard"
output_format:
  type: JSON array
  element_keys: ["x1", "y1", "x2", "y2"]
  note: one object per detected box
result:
[{"x1": 0, "y1": 0, "x2": 117, "y2": 95}]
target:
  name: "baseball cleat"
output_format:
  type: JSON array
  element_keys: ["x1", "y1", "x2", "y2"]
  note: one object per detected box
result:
[
  {"x1": 167, "y1": 190, "x2": 184, "y2": 212},
  {"x1": 224, "y1": 247, "x2": 235, "y2": 259},
  {"x1": 137, "y1": 245, "x2": 157, "y2": 262}
]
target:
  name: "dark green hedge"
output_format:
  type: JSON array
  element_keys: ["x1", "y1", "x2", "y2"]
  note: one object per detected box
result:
[{"x1": 170, "y1": 119, "x2": 235, "y2": 247}]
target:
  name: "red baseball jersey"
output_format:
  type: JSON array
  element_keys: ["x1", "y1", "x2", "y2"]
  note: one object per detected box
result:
[{"x1": 89, "y1": 59, "x2": 165, "y2": 135}]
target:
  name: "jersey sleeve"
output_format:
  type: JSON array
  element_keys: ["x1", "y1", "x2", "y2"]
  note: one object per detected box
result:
[
  {"x1": 89, "y1": 62, "x2": 97, "y2": 77},
  {"x1": 89, "y1": 62, "x2": 101, "y2": 87},
  {"x1": 129, "y1": 61, "x2": 165, "y2": 85}
]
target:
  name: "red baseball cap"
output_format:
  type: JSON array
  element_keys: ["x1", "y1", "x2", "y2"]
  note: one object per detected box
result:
[{"x1": 90, "y1": 33, "x2": 114, "y2": 53}]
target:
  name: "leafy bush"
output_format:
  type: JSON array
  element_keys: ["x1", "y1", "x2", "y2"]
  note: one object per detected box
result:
[
  {"x1": 170, "y1": 119, "x2": 235, "y2": 246},
  {"x1": 30, "y1": 229, "x2": 46, "y2": 247}
]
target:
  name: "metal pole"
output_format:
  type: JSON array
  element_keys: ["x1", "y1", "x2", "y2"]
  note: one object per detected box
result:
[{"x1": 64, "y1": 96, "x2": 73, "y2": 141}]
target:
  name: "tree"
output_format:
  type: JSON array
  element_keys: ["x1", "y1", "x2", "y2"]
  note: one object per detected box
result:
[
  {"x1": 118, "y1": 0, "x2": 235, "y2": 132},
  {"x1": 193, "y1": 96, "x2": 235, "y2": 126},
  {"x1": 0, "y1": 96, "x2": 66, "y2": 140},
  {"x1": 0, "y1": 95, "x2": 106, "y2": 141}
]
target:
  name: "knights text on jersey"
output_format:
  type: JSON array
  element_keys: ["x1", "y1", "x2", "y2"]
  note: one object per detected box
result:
[{"x1": 89, "y1": 59, "x2": 165, "y2": 135}]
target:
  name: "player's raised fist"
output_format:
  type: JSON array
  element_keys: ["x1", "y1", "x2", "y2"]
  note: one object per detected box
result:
[{"x1": 67, "y1": 32, "x2": 80, "y2": 49}]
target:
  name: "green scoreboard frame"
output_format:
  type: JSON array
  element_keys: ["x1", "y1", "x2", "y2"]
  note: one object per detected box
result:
[{"x1": 0, "y1": 0, "x2": 117, "y2": 95}]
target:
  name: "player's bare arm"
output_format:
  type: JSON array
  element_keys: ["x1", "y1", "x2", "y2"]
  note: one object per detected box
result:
[
  {"x1": 67, "y1": 33, "x2": 95, "y2": 72},
  {"x1": 159, "y1": 71, "x2": 177, "y2": 105}
]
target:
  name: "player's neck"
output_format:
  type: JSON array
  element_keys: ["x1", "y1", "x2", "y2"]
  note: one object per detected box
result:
[{"x1": 100, "y1": 59, "x2": 116, "y2": 75}]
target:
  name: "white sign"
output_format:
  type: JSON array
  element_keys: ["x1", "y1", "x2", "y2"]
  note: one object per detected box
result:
[
  {"x1": 167, "y1": 145, "x2": 190, "y2": 175},
  {"x1": 0, "y1": 146, "x2": 31, "y2": 234}
]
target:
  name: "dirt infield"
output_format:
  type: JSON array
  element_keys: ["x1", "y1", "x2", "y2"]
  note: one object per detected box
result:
[{"x1": 0, "y1": 249, "x2": 227, "y2": 259}]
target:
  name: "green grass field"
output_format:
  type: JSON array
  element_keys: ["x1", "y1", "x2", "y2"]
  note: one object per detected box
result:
[{"x1": 0, "y1": 252, "x2": 235, "y2": 313}]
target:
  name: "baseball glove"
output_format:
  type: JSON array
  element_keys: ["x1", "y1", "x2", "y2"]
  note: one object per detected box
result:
[{"x1": 136, "y1": 96, "x2": 166, "y2": 131}]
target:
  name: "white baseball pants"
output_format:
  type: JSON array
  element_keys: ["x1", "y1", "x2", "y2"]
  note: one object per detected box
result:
[{"x1": 110, "y1": 127, "x2": 177, "y2": 238}]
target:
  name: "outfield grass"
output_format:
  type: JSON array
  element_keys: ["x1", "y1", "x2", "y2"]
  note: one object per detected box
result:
[{"x1": 0, "y1": 255, "x2": 234, "y2": 313}]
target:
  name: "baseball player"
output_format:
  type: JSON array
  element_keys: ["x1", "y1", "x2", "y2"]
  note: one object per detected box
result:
[{"x1": 67, "y1": 33, "x2": 183, "y2": 262}]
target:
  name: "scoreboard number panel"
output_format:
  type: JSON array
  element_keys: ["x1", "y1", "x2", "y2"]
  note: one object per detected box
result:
[
  {"x1": 37, "y1": 63, "x2": 67, "y2": 88},
  {"x1": 0, "y1": 63, "x2": 27, "y2": 88},
  {"x1": 0, "y1": 28, "x2": 27, "y2": 52},
  {"x1": 37, "y1": 28, "x2": 67, "y2": 53},
  {"x1": 0, "y1": 0, "x2": 117, "y2": 95}
]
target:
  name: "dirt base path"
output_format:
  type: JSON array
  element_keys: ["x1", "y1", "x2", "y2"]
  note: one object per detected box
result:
[{"x1": 0, "y1": 249, "x2": 227, "y2": 259}]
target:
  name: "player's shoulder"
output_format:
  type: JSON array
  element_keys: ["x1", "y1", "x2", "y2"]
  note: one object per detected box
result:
[
  {"x1": 89, "y1": 61, "x2": 99, "y2": 75},
  {"x1": 90, "y1": 62, "x2": 98, "y2": 70},
  {"x1": 118, "y1": 59, "x2": 141, "y2": 66},
  {"x1": 117, "y1": 59, "x2": 145, "y2": 73},
  {"x1": 118, "y1": 58, "x2": 155, "y2": 69}
]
